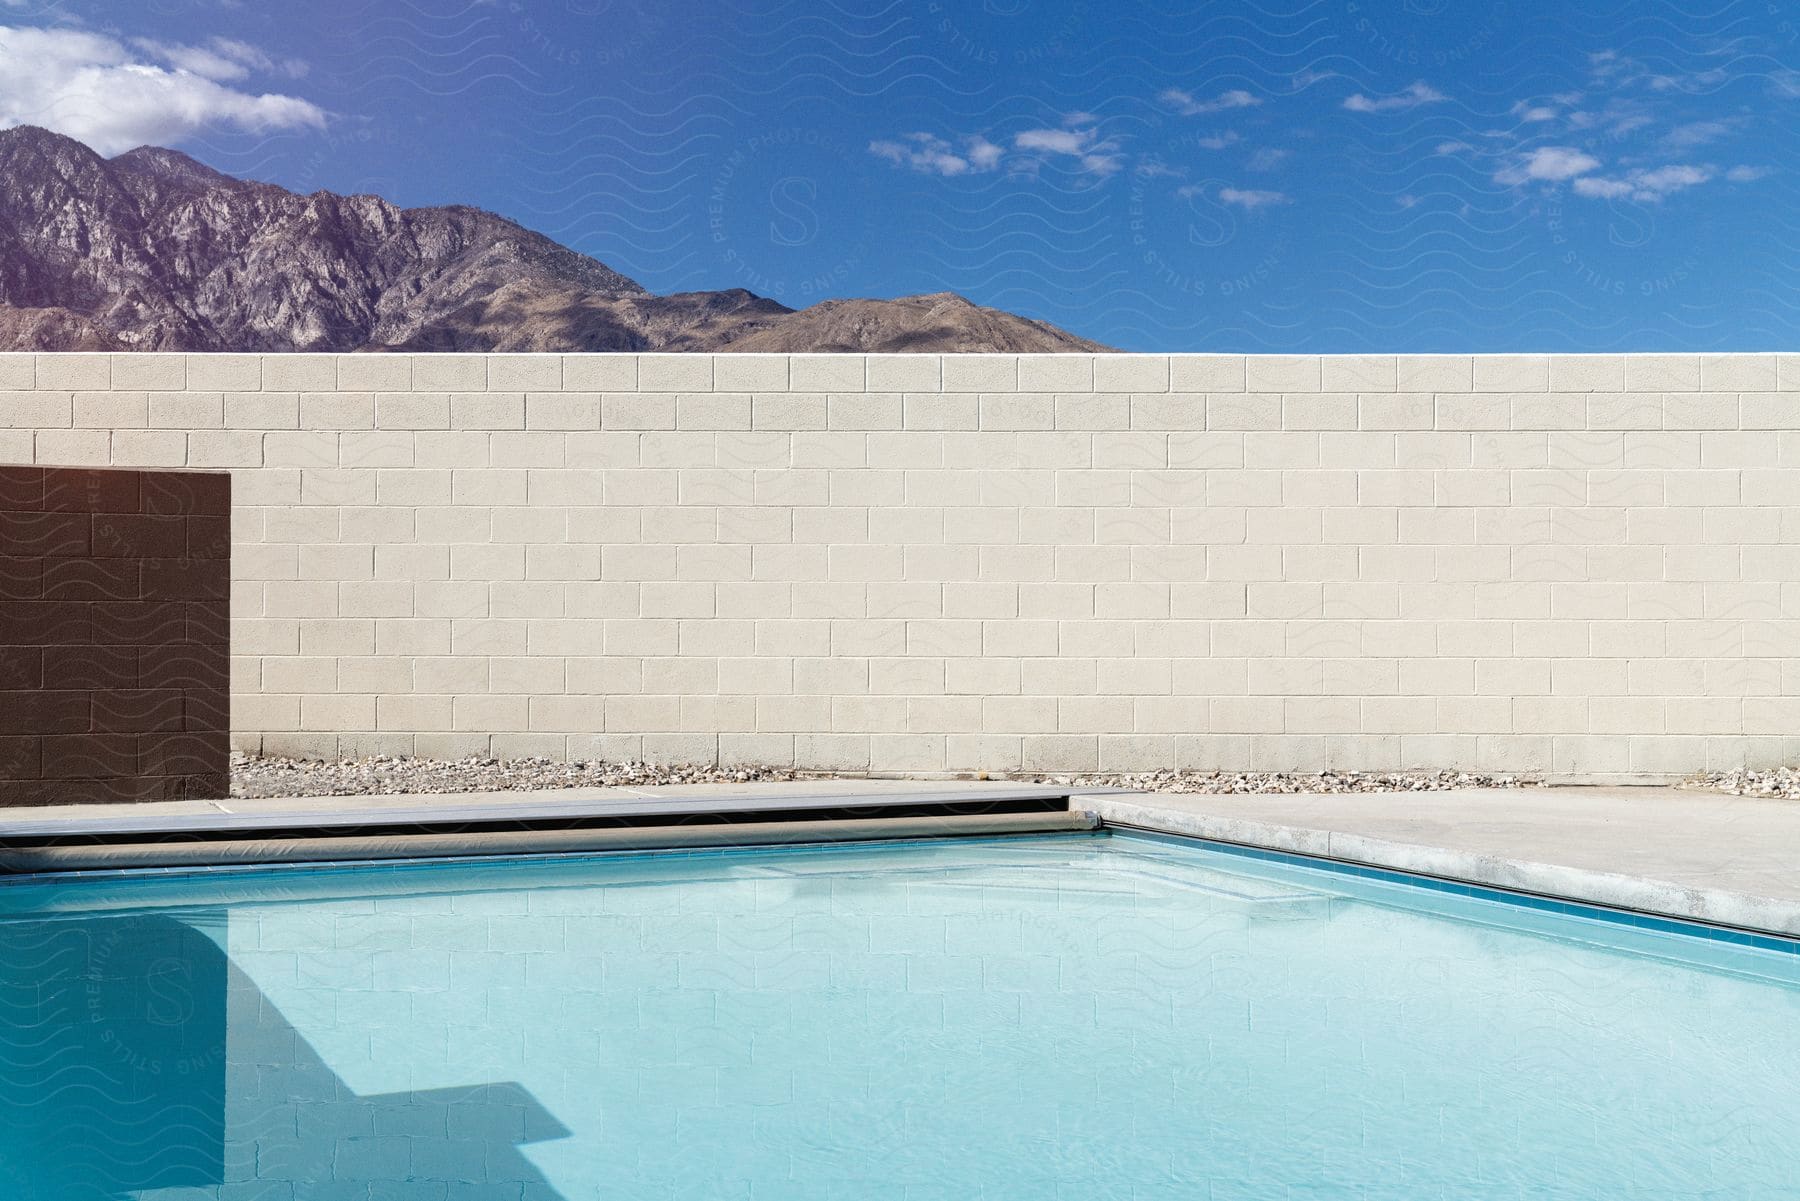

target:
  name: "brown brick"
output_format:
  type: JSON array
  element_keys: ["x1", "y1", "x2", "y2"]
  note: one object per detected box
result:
[
  {"x1": 6, "y1": 777, "x2": 147, "y2": 805},
  {"x1": 92, "y1": 688, "x2": 185, "y2": 733},
  {"x1": 43, "y1": 645, "x2": 137, "y2": 690},
  {"x1": 40, "y1": 733, "x2": 138, "y2": 779},
  {"x1": 0, "y1": 736, "x2": 38, "y2": 779},
  {"x1": 0, "y1": 779, "x2": 60, "y2": 806},
  {"x1": 0, "y1": 689, "x2": 88, "y2": 735},
  {"x1": 141, "y1": 642, "x2": 224, "y2": 690},
  {"x1": 186, "y1": 515, "x2": 232, "y2": 560},
  {"x1": 140, "y1": 470, "x2": 230, "y2": 516},
  {"x1": 0, "y1": 467, "x2": 229, "y2": 806},
  {"x1": 43, "y1": 558, "x2": 140, "y2": 601},
  {"x1": 0, "y1": 512, "x2": 89, "y2": 556},
  {"x1": 0, "y1": 600, "x2": 90, "y2": 646},
  {"x1": 166, "y1": 771, "x2": 228, "y2": 800},
  {"x1": 141, "y1": 557, "x2": 229, "y2": 601},
  {"x1": 139, "y1": 732, "x2": 224, "y2": 776},
  {"x1": 0, "y1": 647, "x2": 41, "y2": 690},
  {"x1": 43, "y1": 467, "x2": 140, "y2": 514},
  {"x1": 0, "y1": 466, "x2": 44, "y2": 510},
  {"x1": 184, "y1": 687, "x2": 229, "y2": 734},
  {"x1": 91, "y1": 599, "x2": 187, "y2": 646},
  {"x1": 91, "y1": 513, "x2": 187, "y2": 558},
  {"x1": 186, "y1": 600, "x2": 229, "y2": 646},
  {"x1": 0, "y1": 556, "x2": 42, "y2": 600}
]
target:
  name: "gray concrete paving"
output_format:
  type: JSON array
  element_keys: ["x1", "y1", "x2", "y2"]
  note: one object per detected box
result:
[{"x1": 1087, "y1": 786, "x2": 1800, "y2": 938}]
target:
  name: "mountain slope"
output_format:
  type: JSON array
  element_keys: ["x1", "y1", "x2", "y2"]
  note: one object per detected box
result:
[{"x1": 0, "y1": 126, "x2": 1105, "y2": 353}]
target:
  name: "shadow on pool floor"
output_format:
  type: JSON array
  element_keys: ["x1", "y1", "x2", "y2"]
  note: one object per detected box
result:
[{"x1": 0, "y1": 910, "x2": 570, "y2": 1199}]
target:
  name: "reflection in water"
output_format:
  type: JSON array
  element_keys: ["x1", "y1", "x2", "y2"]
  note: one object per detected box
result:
[{"x1": 0, "y1": 912, "x2": 568, "y2": 1200}]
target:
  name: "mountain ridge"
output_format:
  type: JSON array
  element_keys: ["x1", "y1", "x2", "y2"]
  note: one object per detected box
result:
[{"x1": 0, "y1": 126, "x2": 1105, "y2": 354}]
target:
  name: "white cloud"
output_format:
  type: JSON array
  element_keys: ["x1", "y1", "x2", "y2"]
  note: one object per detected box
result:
[
  {"x1": 1511, "y1": 101, "x2": 1559, "y2": 122},
  {"x1": 1661, "y1": 118, "x2": 1742, "y2": 150},
  {"x1": 869, "y1": 132, "x2": 1002, "y2": 177},
  {"x1": 1014, "y1": 128, "x2": 1088, "y2": 155},
  {"x1": 1217, "y1": 187, "x2": 1291, "y2": 210},
  {"x1": 1247, "y1": 147, "x2": 1289, "y2": 171},
  {"x1": 1343, "y1": 81, "x2": 1446, "y2": 113},
  {"x1": 1133, "y1": 160, "x2": 1183, "y2": 179},
  {"x1": 1647, "y1": 67, "x2": 1728, "y2": 93},
  {"x1": 1572, "y1": 163, "x2": 1713, "y2": 202},
  {"x1": 1160, "y1": 87, "x2": 1261, "y2": 116},
  {"x1": 0, "y1": 25, "x2": 325, "y2": 155},
  {"x1": 1195, "y1": 131, "x2": 1240, "y2": 151},
  {"x1": 1589, "y1": 50, "x2": 1730, "y2": 96},
  {"x1": 1013, "y1": 116, "x2": 1122, "y2": 175},
  {"x1": 966, "y1": 135, "x2": 1003, "y2": 170},
  {"x1": 1567, "y1": 177, "x2": 1634, "y2": 199},
  {"x1": 1726, "y1": 164, "x2": 1771, "y2": 182},
  {"x1": 1494, "y1": 145, "x2": 1601, "y2": 186},
  {"x1": 131, "y1": 36, "x2": 307, "y2": 82},
  {"x1": 1587, "y1": 50, "x2": 1628, "y2": 81},
  {"x1": 1434, "y1": 140, "x2": 1474, "y2": 155}
]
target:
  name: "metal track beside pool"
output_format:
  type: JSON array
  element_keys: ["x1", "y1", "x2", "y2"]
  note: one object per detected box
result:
[{"x1": 0, "y1": 784, "x2": 1107, "y2": 873}]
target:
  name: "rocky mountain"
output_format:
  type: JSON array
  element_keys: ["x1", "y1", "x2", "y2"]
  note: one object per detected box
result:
[{"x1": 0, "y1": 126, "x2": 1105, "y2": 353}]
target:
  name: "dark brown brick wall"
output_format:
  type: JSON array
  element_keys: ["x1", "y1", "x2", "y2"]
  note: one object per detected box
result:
[{"x1": 0, "y1": 466, "x2": 229, "y2": 805}]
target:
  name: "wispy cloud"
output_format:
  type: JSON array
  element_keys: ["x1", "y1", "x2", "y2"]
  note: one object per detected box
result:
[
  {"x1": 1494, "y1": 145, "x2": 1601, "y2": 186},
  {"x1": 1343, "y1": 81, "x2": 1446, "y2": 114},
  {"x1": 132, "y1": 36, "x2": 308, "y2": 82},
  {"x1": 1661, "y1": 118, "x2": 1744, "y2": 150},
  {"x1": 1196, "y1": 131, "x2": 1241, "y2": 150},
  {"x1": 1588, "y1": 49, "x2": 1729, "y2": 96},
  {"x1": 967, "y1": 136, "x2": 1003, "y2": 170},
  {"x1": 1133, "y1": 160, "x2": 1183, "y2": 180},
  {"x1": 868, "y1": 132, "x2": 1002, "y2": 177},
  {"x1": 1014, "y1": 114, "x2": 1123, "y2": 175},
  {"x1": 1246, "y1": 147, "x2": 1289, "y2": 171},
  {"x1": 1159, "y1": 87, "x2": 1261, "y2": 117},
  {"x1": 1572, "y1": 163, "x2": 1712, "y2": 201},
  {"x1": 1511, "y1": 100, "x2": 1561, "y2": 123},
  {"x1": 0, "y1": 25, "x2": 325, "y2": 155},
  {"x1": 1726, "y1": 164, "x2": 1771, "y2": 182},
  {"x1": 1215, "y1": 186, "x2": 1291, "y2": 210}
]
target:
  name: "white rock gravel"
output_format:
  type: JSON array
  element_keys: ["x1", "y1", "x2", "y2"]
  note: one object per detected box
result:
[
  {"x1": 1033, "y1": 769, "x2": 1538, "y2": 794},
  {"x1": 230, "y1": 752, "x2": 796, "y2": 799},
  {"x1": 232, "y1": 754, "x2": 1538, "y2": 800},
  {"x1": 1684, "y1": 769, "x2": 1800, "y2": 799}
]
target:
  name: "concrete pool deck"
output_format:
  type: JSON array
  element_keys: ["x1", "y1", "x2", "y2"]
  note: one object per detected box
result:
[
  {"x1": 1089, "y1": 786, "x2": 1800, "y2": 940},
  {"x1": 0, "y1": 780, "x2": 1795, "y2": 939}
]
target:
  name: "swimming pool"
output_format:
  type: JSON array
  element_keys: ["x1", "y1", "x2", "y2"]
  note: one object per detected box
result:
[{"x1": 3, "y1": 830, "x2": 1795, "y2": 1198}]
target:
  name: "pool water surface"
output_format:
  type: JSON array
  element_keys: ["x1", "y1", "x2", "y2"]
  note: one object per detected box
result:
[{"x1": 2, "y1": 831, "x2": 1795, "y2": 1199}]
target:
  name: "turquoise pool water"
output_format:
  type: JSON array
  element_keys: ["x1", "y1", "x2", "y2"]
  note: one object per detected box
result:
[{"x1": 2, "y1": 831, "x2": 1796, "y2": 1199}]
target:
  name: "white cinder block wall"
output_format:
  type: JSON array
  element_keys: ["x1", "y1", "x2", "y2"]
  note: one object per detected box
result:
[{"x1": 5, "y1": 351, "x2": 1799, "y2": 781}]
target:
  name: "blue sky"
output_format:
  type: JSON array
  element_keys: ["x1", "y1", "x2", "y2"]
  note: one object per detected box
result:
[{"x1": 2, "y1": 0, "x2": 1797, "y2": 352}]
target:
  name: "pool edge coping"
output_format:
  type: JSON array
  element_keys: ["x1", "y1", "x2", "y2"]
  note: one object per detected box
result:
[{"x1": 1085, "y1": 792, "x2": 1800, "y2": 941}]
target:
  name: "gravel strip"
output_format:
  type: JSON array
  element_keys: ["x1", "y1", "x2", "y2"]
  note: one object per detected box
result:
[
  {"x1": 1683, "y1": 769, "x2": 1800, "y2": 800},
  {"x1": 231, "y1": 753, "x2": 796, "y2": 799},
  {"x1": 233, "y1": 754, "x2": 1538, "y2": 800},
  {"x1": 1031, "y1": 769, "x2": 1538, "y2": 794}
]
